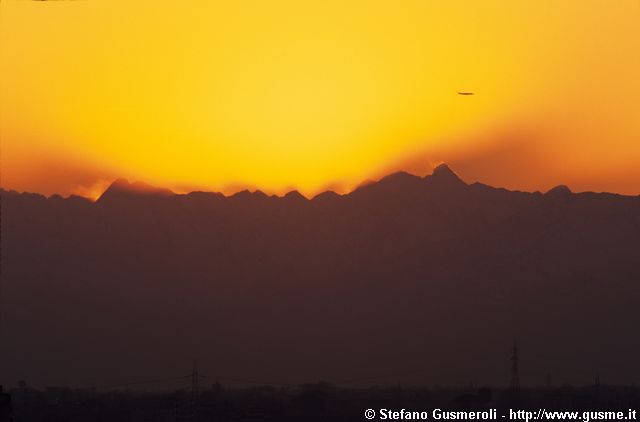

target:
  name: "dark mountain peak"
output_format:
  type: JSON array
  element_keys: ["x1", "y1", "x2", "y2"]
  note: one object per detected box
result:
[
  {"x1": 380, "y1": 171, "x2": 422, "y2": 184},
  {"x1": 229, "y1": 189, "x2": 268, "y2": 199},
  {"x1": 98, "y1": 179, "x2": 132, "y2": 201},
  {"x1": 312, "y1": 190, "x2": 343, "y2": 207},
  {"x1": 433, "y1": 163, "x2": 453, "y2": 174},
  {"x1": 98, "y1": 179, "x2": 174, "y2": 203},
  {"x1": 545, "y1": 185, "x2": 572, "y2": 197},
  {"x1": 252, "y1": 190, "x2": 269, "y2": 199},
  {"x1": 230, "y1": 189, "x2": 251, "y2": 197},
  {"x1": 425, "y1": 163, "x2": 466, "y2": 186},
  {"x1": 350, "y1": 171, "x2": 423, "y2": 198},
  {"x1": 283, "y1": 190, "x2": 308, "y2": 202},
  {"x1": 185, "y1": 191, "x2": 225, "y2": 200},
  {"x1": 367, "y1": 171, "x2": 420, "y2": 189},
  {"x1": 230, "y1": 189, "x2": 260, "y2": 200},
  {"x1": 108, "y1": 178, "x2": 131, "y2": 190},
  {"x1": 312, "y1": 190, "x2": 341, "y2": 202}
]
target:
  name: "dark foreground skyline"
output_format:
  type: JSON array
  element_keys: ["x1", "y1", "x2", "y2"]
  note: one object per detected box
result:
[
  {"x1": 1, "y1": 164, "x2": 639, "y2": 389},
  {"x1": 7, "y1": 382, "x2": 640, "y2": 422}
]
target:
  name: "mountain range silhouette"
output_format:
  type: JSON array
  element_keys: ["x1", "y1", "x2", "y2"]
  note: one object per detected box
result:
[{"x1": 2, "y1": 164, "x2": 640, "y2": 388}]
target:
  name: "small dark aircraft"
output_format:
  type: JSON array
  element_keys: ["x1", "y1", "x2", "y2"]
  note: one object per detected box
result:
[{"x1": 457, "y1": 92, "x2": 475, "y2": 96}]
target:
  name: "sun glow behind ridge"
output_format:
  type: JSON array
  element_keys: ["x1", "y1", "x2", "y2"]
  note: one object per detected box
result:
[{"x1": 1, "y1": 0, "x2": 639, "y2": 197}]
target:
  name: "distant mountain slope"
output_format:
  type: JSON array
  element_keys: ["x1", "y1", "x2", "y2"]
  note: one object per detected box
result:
[{"x1": 1, "y1": 165, "x2": 640, "y2": 388}]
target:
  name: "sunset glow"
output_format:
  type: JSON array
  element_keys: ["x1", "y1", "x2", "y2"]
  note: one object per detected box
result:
[{"x1": 1, "y1": 0, "x2": 639, "y2": 197}]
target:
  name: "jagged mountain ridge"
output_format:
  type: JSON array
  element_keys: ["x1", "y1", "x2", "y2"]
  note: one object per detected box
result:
[{"x1": 1, "y1": 164, "x2": 640, "y2": 388}]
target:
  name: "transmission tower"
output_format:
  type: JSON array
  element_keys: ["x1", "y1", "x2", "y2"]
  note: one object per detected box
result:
[{"x1": 190, "y1": 360, "x2": 199, "y2": 421}]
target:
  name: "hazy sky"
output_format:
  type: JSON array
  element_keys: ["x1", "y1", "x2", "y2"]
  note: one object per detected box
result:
[{"x1": 1, "y1": 0, "x2": 639, "y2": 198}]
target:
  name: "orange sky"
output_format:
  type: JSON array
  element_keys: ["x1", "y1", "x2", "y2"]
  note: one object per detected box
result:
[{"x1": 1, "y1": 0, "x2": 639, "y2": 199}]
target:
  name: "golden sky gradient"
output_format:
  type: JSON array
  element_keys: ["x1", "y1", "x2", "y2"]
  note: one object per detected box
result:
[{"x1": 1, "y1": 0, "x2": 639, "y2": 198}]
